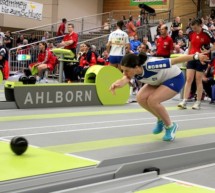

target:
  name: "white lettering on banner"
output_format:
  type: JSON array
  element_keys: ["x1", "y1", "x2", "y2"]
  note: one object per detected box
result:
[
  {"x1": 65, "y1": 91, "x2": 74, "y2": 102},
  {"x1": 76, "y1": 91, "x2": 83, "y2": 102},
  {"x1": 85, "y1": 90, "x2": 91, "y2": 101},
  {"x1": 47, "y1": 92, "x2": 53, "y2": 104},
  {"x1": 36, "y1": 92, "x2": 44, "y2": 104},
  {"x1": 24, "y1": 92, "x2": 33, "y2": 105},
  {"x1": 24, "y1": 90, "x2": 93, "y2": 105},
  {"x1": 0, "y1": 0, "x2": 43, "y2": 20},
  {"x1": 56, "y1": 91, "x2": 63, "y2": 103}
]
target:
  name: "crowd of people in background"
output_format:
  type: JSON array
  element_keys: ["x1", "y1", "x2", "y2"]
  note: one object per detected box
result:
[{"x1": 0, "y1": 10, "x2": 215, "y2": 105}]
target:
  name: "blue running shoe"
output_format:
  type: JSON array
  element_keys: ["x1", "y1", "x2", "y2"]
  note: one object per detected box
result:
[
  {"x1": 152, "y1": 120, "x2": 164, "y2": 134},
  {"x1": 163, "y1": 122, "x2": 178, "y2": 141}
]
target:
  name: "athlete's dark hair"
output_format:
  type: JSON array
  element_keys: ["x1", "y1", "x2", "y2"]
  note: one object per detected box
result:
[
  {"x1": 39, "y1": 41, "x2": 47, "y2": 50},
  {"x1": 121, "y1": 53, "x2": 147, "y2": 68},
  {"x1": 62, "y1": 18, "x2": 67, "y2": 23},
  {"x1": 68, "y1": 23, "x2": 74, "y2": 28},
  {"x1": 117, "y1": 20, "x2": 124, "y2": 30},
  {"x1": 191, "y1": 18, "x2": 202, "y2": 26}
]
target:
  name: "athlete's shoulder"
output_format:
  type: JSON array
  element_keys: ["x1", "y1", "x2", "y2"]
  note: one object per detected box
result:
[
  {"x1": 188, "y1": 30, "x2": 194, "y2": 36},
  {"x1": 121, "y1": 30, "x2": 128, "y2": 36},
  {"x1": 202, "y1": 29, "x2": 213, "y2": 38}
]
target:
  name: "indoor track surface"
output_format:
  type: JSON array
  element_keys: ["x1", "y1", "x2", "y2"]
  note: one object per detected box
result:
[{"x1": 0, "y1": 84, "x2": 215, "y2": 192}]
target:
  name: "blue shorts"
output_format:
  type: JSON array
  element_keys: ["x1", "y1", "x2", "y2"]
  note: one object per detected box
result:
[
  {"x1": 162, "y1": 72, "x2": 185, "y2": 93},
  {"x1": 109, "y1": 56, "x2": 123, "y2": 64}
]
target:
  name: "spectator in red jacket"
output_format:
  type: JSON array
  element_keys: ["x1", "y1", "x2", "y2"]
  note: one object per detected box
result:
[
  {"x1": 58, "y1": 23, "x2": 78, "y2": 82},
  {"x1": 0, "y1": 46, "x2": 9, "y2": 80},
  {"x1": 57, "y1": 18, "x2": 67, "y2": 41},
  {"x1": 97, "y1": 50, "x2": 109, "y2": 65},
  {"x1": 29, "y1": 42, "x2": 57, "y2": 81},
  {"x1": 74, "y1": 43, "x2": 97, "y2": 80},
  {"x1": 58, "y1": 23, "x2": 78, "y2": 56},
  {"x1": 57, "y1": 18, "x2": 67, "y2": 36},
  {"x1": 156, "y1": 25, "x2": 174, "y2": 58}
]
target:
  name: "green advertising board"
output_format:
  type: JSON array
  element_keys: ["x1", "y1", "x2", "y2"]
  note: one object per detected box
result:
[{"x1": 130, "y1": 0, "x2": 167, "y2": 6}]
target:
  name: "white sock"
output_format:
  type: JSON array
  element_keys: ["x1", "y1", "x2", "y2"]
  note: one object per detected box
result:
[
  {"x1": 165, "y1": 123, "x2": 173, "y2": 129},
  {"x1": 182, "y1": 99, "x2": 187, "y2": 103}
]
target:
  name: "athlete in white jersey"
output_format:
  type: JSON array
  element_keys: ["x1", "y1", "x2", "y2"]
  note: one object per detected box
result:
[
  {"x1": 110, "y1": 53, "x2": 208, "y2": 141},
  {"x1": 106, "y1": 20, "x2": 130, "y2": 69}
]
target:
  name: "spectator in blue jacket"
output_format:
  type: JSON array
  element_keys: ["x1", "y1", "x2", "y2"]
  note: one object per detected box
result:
[{"x1": 130, "y1": 35, "x2": 141, "y2": 53}]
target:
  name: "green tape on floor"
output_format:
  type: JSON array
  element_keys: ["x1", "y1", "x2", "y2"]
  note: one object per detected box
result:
[
  {"x1": 135, "y1": 182, "x2": 215, "y2": 193},
  {"x1": 0, "y1": 106, "x2": 178, "y2": 122},
  {"x1": 0, "y1": 142, "x2": 97, "y2": 182},
  {"x1": 44, "y1": 127, "x2": 215, "y2": 153}
]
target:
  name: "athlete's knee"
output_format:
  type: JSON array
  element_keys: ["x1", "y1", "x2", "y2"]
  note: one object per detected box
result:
[
  {"x1": 136, "y1": 92, "x2": 148, "y2": 105},
  {"x1": 195, "y1": 76, "x2": 203, "y2": 85},
  {"x1": 147, "y1": 96, "x2": 157, "y2": 107},
  {"x1": 185, "y1": 76, "x2": 194, "y2": 84}
]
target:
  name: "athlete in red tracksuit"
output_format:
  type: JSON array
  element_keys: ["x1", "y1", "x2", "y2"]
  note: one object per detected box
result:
[
  {"x1": 29, "y1": 42, "x2": 57, "y2": 79},
  {"x1": 0, "y1": 46, "x2": 9, "y2": 80},
  {"x1": 73, "y1": 43, "x2": 97, "y2": 80},
  {"x1": 178, "y1": 18, "x2": 215, "y2": 109}
]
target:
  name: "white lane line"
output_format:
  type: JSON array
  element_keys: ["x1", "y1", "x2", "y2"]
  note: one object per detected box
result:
[
  {"x1": 161, "y1": 176, "x2": 215, "y2": 191},
  {"x1": 65, "y1": 153, "x2": 99, "y2": 163},
  {"x1": 0, "y1": 138, "x2": 97, "y2": 162},
  {"x1": 162, "y1": 162, "x2": 215, "y2": 177},
  {"x1": 0, "y1": 137, "x2": 39, "y2": 148},
  {"x1": 1, "y1": 116, "x2": 215, "y2": 138},
  {"x1": 0, "y1": 112, "x2": 214, "y2": 132}
]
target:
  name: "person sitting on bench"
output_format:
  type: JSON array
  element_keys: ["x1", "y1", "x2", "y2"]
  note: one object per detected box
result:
[{"x1": 29, "y1": 42, "x2": 57, "y2": 82}]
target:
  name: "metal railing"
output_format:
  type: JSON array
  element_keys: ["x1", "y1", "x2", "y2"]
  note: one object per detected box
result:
[
  {"x1": 11, "y1": 12, "x2": 111, "y2": 47},
  {"x1": 8, "y1": 9, "x2": 172, "y2": 73},
  {"x1": 10, "y1": 9, "x2": 171, "y2": 47},
  {"x1": 8, "y1": 24, "x2": 153, "y2": 73}
]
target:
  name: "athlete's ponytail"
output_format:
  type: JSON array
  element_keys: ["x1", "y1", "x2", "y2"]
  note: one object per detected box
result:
[{"x1": 138, "y1": 52, "x2": 148, "y2": 65}]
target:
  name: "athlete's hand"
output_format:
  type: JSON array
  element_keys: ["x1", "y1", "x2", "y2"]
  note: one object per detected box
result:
[
  {"x1": 200, "y1": 47, "x2": 210, "y2": 54},
  {"x1": 109, "y1": 83, "x2": 120, "y2": 95},
  {"x1": 198, "y1": 53, "x2": 210, "y2": 65}
]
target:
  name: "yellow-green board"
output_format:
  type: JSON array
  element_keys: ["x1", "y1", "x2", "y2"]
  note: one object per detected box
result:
[
  {"x1": 0, "y1": 71, "x2": 3, "y2": 84},
  {"x1": 136, "y1": 183, "x2": 215, "y2": 193},
  {"x1": 0, "y1": 142, "x2": 97, "y2": 181},
  {"x1": 85, "y1": 65, "x2": 130, "y2": 105}
]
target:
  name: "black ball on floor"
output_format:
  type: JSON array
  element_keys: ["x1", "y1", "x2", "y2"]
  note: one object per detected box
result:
[
  {"x1": 10, "y1": 136, "x2": 28, "y2": 155},
  {"x1": 18, "y1": 75, "x2": 28, "y2": 84},
  {"x1": 28, "y1": 76, "x2": 36, "y2": 84}
]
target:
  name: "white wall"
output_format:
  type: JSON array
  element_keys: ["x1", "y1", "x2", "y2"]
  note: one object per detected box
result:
[
  {"x1": 0, "y1": 0, "x2": 104, "y2": 31},
  {"x1": 57, "y1": 0, "x2": 104, "y2": 32}
]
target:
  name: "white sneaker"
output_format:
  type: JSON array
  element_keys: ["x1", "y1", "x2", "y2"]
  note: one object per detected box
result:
[
  {"x1": 192, "y1": 101, "x2": 201, "y2": 110},
  {"x1": 178, "y1": 101, "x2": 187, "y2": 109}
]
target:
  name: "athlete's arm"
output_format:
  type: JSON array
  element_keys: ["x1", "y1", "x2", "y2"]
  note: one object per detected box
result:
[
  {"x1": 171, "y1": 53, "x2": 209, "y2": 65},
  {"x1": 106, "y1": 41, "x2": 111, "y2": 53},
  {"x1": 110, "y1": 76, "x2": 130, "y2": 95},
  {"x1": 125, "y1": 43, "x2": 130, "y2": 51},
  {"x1": 187, "y1": 43, "x2": 192, "y2": 57}
]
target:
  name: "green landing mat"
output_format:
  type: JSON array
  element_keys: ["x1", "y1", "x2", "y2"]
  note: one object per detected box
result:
[
  {"x1": 0, "y1": 142, "x2": 97, "y2": 181},
  {"x1": 136, "y1": 182, "x2": 215, "y2": 193}
]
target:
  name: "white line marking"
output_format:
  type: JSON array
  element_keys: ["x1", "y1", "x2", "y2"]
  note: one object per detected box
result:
[
  {"x1": 161, "y1": 176, "x2": 215, "y2": 191},
  {"x1": 65, "y1": 153, "x2": 99, "y2": 163},
  {"x1": 1, "y1": 116, "x2": 215, "y2": 138},
  {"x1": 162, "y1": 162, "x2": 215, "y2": 177},
  {"x1": 0, "y1": 112, "x2": 214, "y2": 132},
  {"x1": 0, "y1": 138, "x2": 97, "y2": 162},
  {"x1": 0, "y1": 137, "x2": 39, "y2": 148}
]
